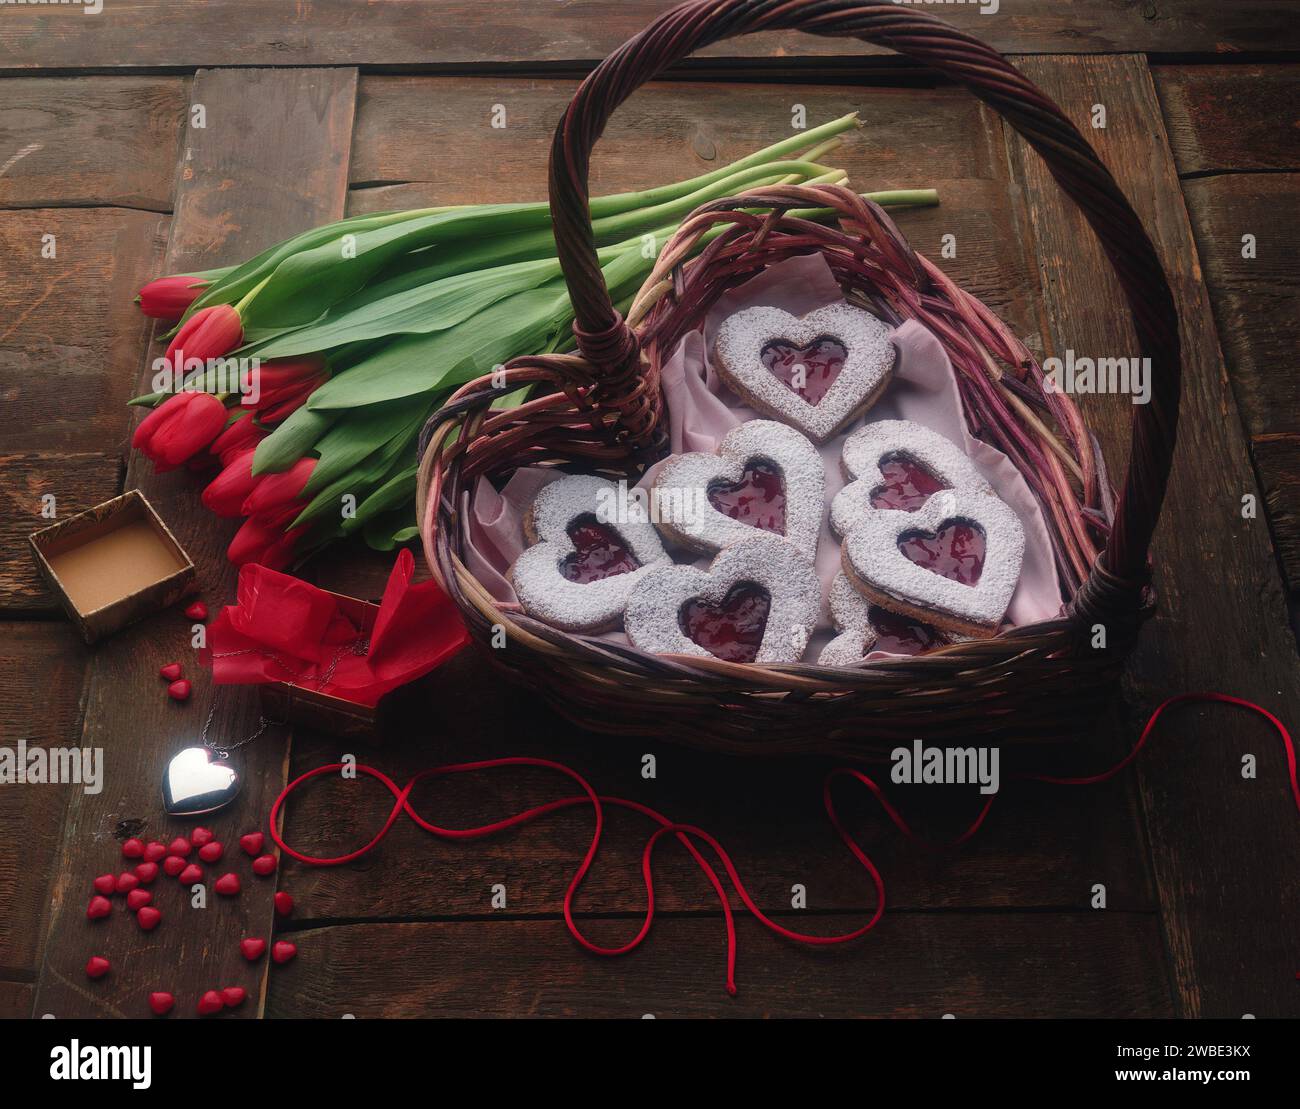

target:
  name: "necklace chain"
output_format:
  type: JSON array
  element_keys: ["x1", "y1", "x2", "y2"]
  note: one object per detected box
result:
[{"x1": 201, "y1": 637, "x2": 370, "y2": 756}]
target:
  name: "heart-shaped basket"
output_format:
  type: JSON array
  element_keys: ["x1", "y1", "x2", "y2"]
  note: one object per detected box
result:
[{"x1": 415, "y1": 0, "x2": 1180, "y2": 758}]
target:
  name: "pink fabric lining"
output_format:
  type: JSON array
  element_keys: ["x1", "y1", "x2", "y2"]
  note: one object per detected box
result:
[{"x1": 463, "y1": 254, "x2": 1063, "y2": 659}]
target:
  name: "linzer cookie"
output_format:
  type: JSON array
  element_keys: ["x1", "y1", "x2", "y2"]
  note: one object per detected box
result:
[
  {"x1": 817, "y1": 571, "x2": 954, "y2": 665},
  {"x1": 625, "y1": 535, "x2": 820, "y2": 664},
  {"x1": 512, "y1": 475, "x2": 671, "y2": 632},
  {"x1": 840, "y1": 486, "x2": 1025, "y2": 639},
  {"x1": 713, "y1": 303, "x2": 895, "y2": 443},
  {"x1": 653, "y1": 419, "x2": 824, "y2": 559},
  {"x1": 830, "y1": 419, "x2": 991, "y2": 536}
]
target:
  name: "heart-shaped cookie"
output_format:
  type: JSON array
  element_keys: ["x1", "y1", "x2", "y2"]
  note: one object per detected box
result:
[
  {"x1": 841, "y1": 487, "x2": 1024, "y2": 638},
  {"x1": 830, "y1": 419, "x2": 991, "y2": 537},
  {"x1": 817, "y1": 571, "x2": 954, "y2": 665},
  {"x1": 512, "y1": 474, "x2": 671, "y2": 632},
  {"x1": 625, "y1": 535, "x2": 820, "y2": 664},
  {"x1": 713, "y1": 303, "x2": 895, "y2": 443},
  {"x1": 653, "y1": 420, "x2": 824, "y2": 559}
]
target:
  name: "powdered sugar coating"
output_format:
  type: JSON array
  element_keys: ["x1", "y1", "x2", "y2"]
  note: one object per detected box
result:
[
  {"x1": 653, "y1": 419, "x2": 824, "y2": 559},
  {"x1": 512, "y1": 474, "x2": 672, "y2": 632},
  {"x1": 817, "y1": 572, "x2": 879, "y2": 666},
  {"x1": 830, "y1": 419, "x2": 992, "y2": 537},
  {"x1": 625, "y1": 534, "x2": 821, "y2": 664},
  {"x1": 841, "y1": 486, "x2": 1025, "y2": 634},
  {"x1": 713, "y1": 303, "x2": 895, "y2": 443}
]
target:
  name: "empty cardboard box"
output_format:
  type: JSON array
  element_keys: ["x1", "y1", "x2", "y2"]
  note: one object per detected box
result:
[{"x1": 29, "y1": 490, "x2": 196, "y2": 643}]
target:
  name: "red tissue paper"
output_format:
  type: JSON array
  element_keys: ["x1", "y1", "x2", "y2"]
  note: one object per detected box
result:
[{"x1": 199, "y1": 549, "x2": 469, "y2": 707}]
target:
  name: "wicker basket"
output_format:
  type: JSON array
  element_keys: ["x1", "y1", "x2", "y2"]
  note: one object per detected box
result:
[{"x1": 415, "y1": 0, "x2": 1180, "y2": 759}]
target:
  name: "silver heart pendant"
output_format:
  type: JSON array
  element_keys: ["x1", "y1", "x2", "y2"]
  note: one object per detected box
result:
[{"x1": 162, "y1": 747, "x2": 241, "y2": 816}]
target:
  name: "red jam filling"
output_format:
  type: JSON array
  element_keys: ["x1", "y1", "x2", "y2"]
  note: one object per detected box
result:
[
  {"x1": 869, "y1": 452, "x2": 949, "y2": 511},
  {"x1": 707, "y1": 459, "x2": 786, "y2": 536},
  {"x1": 678, "y1": 581, "x2": 771, "y2": 664},
  {"x1": 869, "y1": 605, "x2": 948, "y2": 656},
  {"x1": 559, "y1": 515, "x2": 641, "y2": 583},
  {"x1": 760, "y1": 336, "x2": 847, "y2": 405},
  {"x1": 897, "y1": 521, "x2": 986, "y2": 586}
]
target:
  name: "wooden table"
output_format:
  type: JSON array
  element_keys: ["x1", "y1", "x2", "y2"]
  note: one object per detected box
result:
[{"x1": 2, "y1": 2, "x2": 1297, "y2": 1019}]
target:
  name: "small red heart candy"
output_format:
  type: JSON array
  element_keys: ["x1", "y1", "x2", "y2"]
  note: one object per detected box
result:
[
  {"x1": 162, "y1": 855, "x2": 186, "y2": 877},
  {"x1": 93, "y1": 873, "x2": 115, "y2": 895},
  {"x1": 143, "y1": 841, "x2": 168, "y2": 863},
  {"x1": 185, "y1": 601, "x2": 209, "y2": 622},
  {"x1": 198, "y1": 841, "x2": 224, "y2": 863},
  {"x1": 121, "y1": 837, "x2": 144, "y2": 859},
  {"x1": 178, "y1": 863, "x2": 203, "y2": 885},
  {"x1": 271, "y1": 941, "x2": 297, "y2": 964},
  {"x1": 274, "y1": 891, "x2": 294, "y2": 917},
  {"x1": 240, "y1": 937, "x2": 267, "y2": 961},
  {"x1": 167, "y1": 836, "x2": 192, "y2": 858},
  {"x1": 148, "y1": 991, "x2": 174, "y2": 1016},
  {"x1": 137, "y1": 906, "x2": 162, "y2": 931},
  {"x1": 115, "y1": 872, "x2": 139, "y2": 894},
  {"x1": 251, "y1": 854, "x2": 276, "y2": 877},
  {"x1": 159, "y1": 662, "x2": 183, "y2": 681},
  {"x1": 239, "y1": 832, "x2": 264, "y2": 857},
  {"x1": 85, "y1": 956, "x2": 110, "y2": 979},
  {"x1": 197, "y1": 989, "x2": 224, "y2": 1015},
  {"x1": 214, "y1": 873, "x2": 240, "y2": 896},
  {"x1": 190, "y1": 826, "x2": 215, "y2": 847},
  {"x1": 134, "y1": 861, "x2": 159, "y2": 884},
  {"x1": 221, "y1": 986, "x2": 247, "y2": 1008},
  {"x1": 87, "y1": 896, "x2": 112, "y2": 920},
  {"x1": 126, "y1": 889, "x2": 152, "y2": 911},
  {"x1": 167, "y1": 679, "x2": 192, "y2": 701}
]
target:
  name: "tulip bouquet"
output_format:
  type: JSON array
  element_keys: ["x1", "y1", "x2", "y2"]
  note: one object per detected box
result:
[{"x1": 129, "y1": 114, "x2": 937, "y2": 569}]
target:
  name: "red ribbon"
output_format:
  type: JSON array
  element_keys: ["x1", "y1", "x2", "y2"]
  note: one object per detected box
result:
[{"x1": 269, "y1": 693, "x2": 1298, "y2": 995}]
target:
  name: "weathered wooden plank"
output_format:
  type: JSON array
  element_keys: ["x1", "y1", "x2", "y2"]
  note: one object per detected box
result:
[
  {"x1": 0, "y1": 980, "x2": 34, "y2": 1019},
  {"x1": 345, "y1": 76, "x2": 1036, "y2": 336},
  {"x1": 0, "y1": 452, "x2": 121, "y2": 610},
  {"x1": 0, "y1": 0, "x2": 1295, "y2": 71},
  {"x1": 0, "y1": 76, "x2": 188, "y2": 211},
  {"x1": 1153, "y1": 64, "x2": 1300, "y2": 176},
  {"x1": 1005, "y1": 54, "x2": 1300, "y2": 1019},
  {"x1": 0, "y1": 624, "x2": 86, "y2": 983},
  {"x1": 32, "y1": 68, "x2": 358, "y2": 1020},
  {"x1": 1181, "y1": 173, "x2": 1300, "y2": 594},
  {"x1": 0, "y1": 207, "x2": 169, "y2": 455},
  {"x1": 265, "y1": 913, "x2": 1173, "y2": 1017},
  {"x1": 280, "y1": 646, "x2": 1156, "y2": 920}
]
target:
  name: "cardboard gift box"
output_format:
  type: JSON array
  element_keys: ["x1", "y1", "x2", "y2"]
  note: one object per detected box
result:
[{"x1": 28, "y1": 490, "x2": 196, "y2": 644}]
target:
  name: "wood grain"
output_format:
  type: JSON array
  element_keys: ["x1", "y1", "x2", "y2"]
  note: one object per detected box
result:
[
  {"x1": 0, "y1": 76, "x2": 188, "y2": 211},
  {"x1": 1153, "y1": 64, "x2": 1300, "y2": 176},
  {"x1": 1181, "y1": 173, "x2": 1300, "y2": 595},
  {"x1": 0, "y1": 207, "x2": 168, "y2": 455},
  {"x1": 265, "y1": 913, "x2": 1173, "y2": 1017},
  {"x1": 31, "y1": 67, "x2": 358, "y2": 1020},
  {"x1": 279, "y1": 649, "x2": 1156, "y2": 921},
  {"x1": 1005, "y1": 54, "x2": 1300, "y2": 1019},
  {"x1": 0, "y1": 0, "x2": 1295, "y2": 71},
  {"x1": 0, "y1": 624, "x2": 86, "y2": 983}
]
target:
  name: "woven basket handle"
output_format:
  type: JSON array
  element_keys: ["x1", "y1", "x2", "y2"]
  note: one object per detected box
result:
[{"x1": 548, "y1": 0, "x2": 1180, "y2": 620}]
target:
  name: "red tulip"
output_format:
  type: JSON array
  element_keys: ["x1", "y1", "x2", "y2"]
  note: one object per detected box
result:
[
  {"x1": 227, "y1": 517, "x2": 307, "y2": 570},
  {"x1": 137, "y1": 275, "x2": 207, "y2": 320},
  {"x1": 164, "y1": 304, "x2": 242, "y2": 369},
  {"x1": 201, "y1": 450, "x2": 258, "y2": 517},
  {"x1": 132, "y1": 391, "x2": 228, "y2": 473},
  {"x1": 240, "y1": 357, "x2": 328, "y2": 423},
  {"x1": 209, "y1": 411, "x2": 266, "y2": 466},
  {"x1": 240, "y1": 457, "x2": 315, "y2": 519}
]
